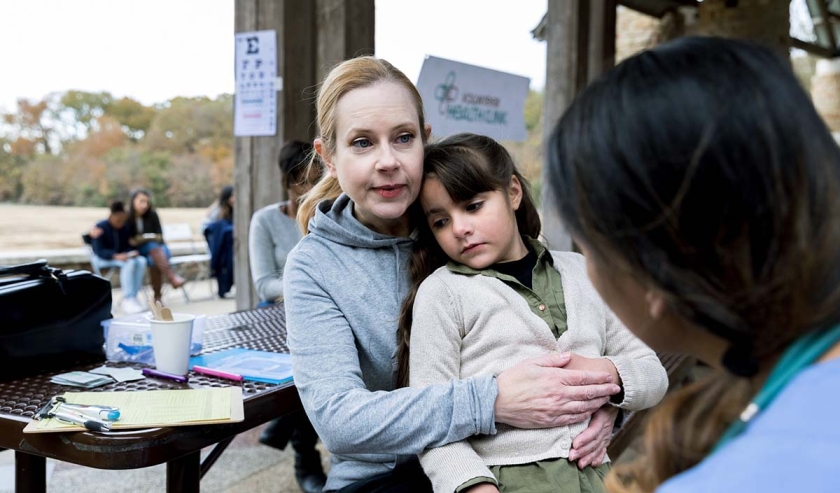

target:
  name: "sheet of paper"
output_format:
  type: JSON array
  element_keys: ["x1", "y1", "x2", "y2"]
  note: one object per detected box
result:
[
  {"x1": 33, "y1": 388, "x2": 233, "y2": 431},
  {"x1": 89, "y1": 366, "x2": 145, "y2": 383}
]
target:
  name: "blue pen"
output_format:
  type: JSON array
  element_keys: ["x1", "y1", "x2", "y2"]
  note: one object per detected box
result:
[
  {"x1": 50, "y1": 409, "x2": 111, "y2": 432},
  {"x1": 62, "y1": 403, "x2": 121, "y2": 421},
  {"x1": 55, "y1": 397, "x2": 120, "y2": 421}
]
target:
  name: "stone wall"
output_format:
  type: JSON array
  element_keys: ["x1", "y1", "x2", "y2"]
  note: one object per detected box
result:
[
  {"x1": 689, "y1": 0, "x2": 791, "y2": 58},
  {"x1": 812, "y1": 58, "x2": 840, "y2": 136}
]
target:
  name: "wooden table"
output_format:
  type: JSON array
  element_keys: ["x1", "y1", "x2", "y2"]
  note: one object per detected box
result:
[{"x1": 0, "y1": 305, "x2": 301, "y2": 493}]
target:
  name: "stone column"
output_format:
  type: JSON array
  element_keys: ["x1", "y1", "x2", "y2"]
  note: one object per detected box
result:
[
  {"x1": 812, "y1": 58, "x2": 840, "y2": 141},
  {"x1": 689, "y1": 0, "x2": 791, "y2": 58}
]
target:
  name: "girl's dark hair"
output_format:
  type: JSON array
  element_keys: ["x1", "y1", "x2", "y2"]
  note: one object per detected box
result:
[
  {"x1": 218, "y1": 185, "x2": 234, "y2": 221},
  {"x1": 395, "y1": 133, "x2": 541, "y2": 388},
  {"x1": 127, "y1": 188, "x2": 153, "y2": 220},
  {"x1": 278, "y1": 140, "x2": 314, "y2": 190},
  {"x1": 547, "y1": 36, "x2": 840, "y2": 491}
]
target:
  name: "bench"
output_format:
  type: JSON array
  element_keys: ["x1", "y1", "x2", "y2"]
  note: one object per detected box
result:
[{"x1": 608, "y1": 353, "x2": 696, "y2": 458}]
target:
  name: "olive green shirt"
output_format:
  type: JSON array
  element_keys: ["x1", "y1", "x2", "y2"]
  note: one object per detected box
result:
[
  {"x1": 446, "y1": 237, "x2": 568, "y2": 339},
  {"x1": 448, "y1": 237, "x2": 607, "y2": 493}
]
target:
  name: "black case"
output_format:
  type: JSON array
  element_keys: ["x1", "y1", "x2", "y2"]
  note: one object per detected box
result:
[{"x1": 0, "y1": 259, "x2": 111, "y2": 380}]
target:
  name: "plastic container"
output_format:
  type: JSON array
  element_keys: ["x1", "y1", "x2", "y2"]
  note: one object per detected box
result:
[{"x1": 101, "y1": 312, "x2": 205, "y2": 364}]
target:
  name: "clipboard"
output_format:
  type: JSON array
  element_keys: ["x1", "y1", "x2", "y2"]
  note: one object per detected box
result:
[{"x1": 23, "y1": 387, "x2": 244, "y2": 433}]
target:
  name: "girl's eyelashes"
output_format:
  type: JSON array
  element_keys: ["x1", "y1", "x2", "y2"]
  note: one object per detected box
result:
[
  {"x1": 396, "y1": 133, "x2": 414, "y2": 144},
  {"x1": 466, "y1": 200, "x2": 484, "y2": 212},
  {"x1": 430, "y1": 218, "x2": 448, "y2": 229}
]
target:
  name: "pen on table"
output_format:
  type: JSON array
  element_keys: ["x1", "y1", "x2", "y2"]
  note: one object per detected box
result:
[
  {"x1": 141, "y1": 367, "x2": 189, "y2": 383},
  {"x1": 56, "y1": 398, "x2": 121, "y2": 421},
  {"x1": 192, "y1": 365, "x2": 244, "y2": 382},
  {"x1": 63, "y1": 404, "x2": 121, "y2": 421},
  {"x1": 52, "y1": 410, "x2": 111, "y2": 432}
]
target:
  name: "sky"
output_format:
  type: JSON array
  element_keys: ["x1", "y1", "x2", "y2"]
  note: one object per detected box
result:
[{"x1": 0, "y1": 0, "x2": 547, "y2": 113}]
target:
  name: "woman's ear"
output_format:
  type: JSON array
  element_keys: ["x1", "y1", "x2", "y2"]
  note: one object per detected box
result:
[
  {"x1": 424, "y1": 124, "x2": 432, "y2": 141},
  {"x1": 508, "y1": 175, "x2": 524, "y2": 211},
  {"x1": 645, "y1": 289, "x2": 667, "y2": 320},
  {"x1": 314, "y1": 138, "x2": 336, "y2": 178}
]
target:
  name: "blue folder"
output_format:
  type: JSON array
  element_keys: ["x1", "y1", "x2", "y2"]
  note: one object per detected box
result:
[{"x1": 189, "y1": 348, "x2": 293, "y2": 385}]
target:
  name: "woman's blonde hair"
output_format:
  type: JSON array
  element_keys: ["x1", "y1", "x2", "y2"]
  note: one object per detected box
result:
[{"x1": 297, "y1": 56, "x2": 427, "y2": 234}]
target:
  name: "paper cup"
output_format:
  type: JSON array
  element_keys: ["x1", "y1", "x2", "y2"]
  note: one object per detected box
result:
[{"x1": 147, "y1": 313, "x2": 195, "y2": 375}]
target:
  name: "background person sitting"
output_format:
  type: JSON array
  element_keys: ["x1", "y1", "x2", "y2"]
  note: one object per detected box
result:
[
  {"x1": 126, "y1": 188, "x2": 186, "y2": 304},
  {"x1": 204, "y1": 185, "x2": 234, "y2": 298},
  {"x1": 201, "y1": 185, "x2": 234, "y2": 233},
  {"x1": 248, "y1": 141, "x2": 320, "y2": 306},
  {"x1": 248, "y1": 140, "x2": 325, "y2": 493},
  {"x1": 90, "y1": 201, "x2": 147, "y2": 314}
]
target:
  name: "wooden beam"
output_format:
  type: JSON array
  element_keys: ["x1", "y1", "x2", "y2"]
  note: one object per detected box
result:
[
  {"x1": 233, "y1": 0, "x2": 318, "y2": 310},
  {"x1": 576, "y1": 0, "x2": 591, "y2": 94},
  {"x1": 790, "y1": 36, "x2": 840, "y2": 58},
  {"x1": 815, "y1": 0, "x2": 838, "y2": 51},
  {"x1": 316, "y1": 0, "x2": 375, "y2": 81},
  {"x1": 603, "y1": 0, "x2": 618, "y2": 70}
]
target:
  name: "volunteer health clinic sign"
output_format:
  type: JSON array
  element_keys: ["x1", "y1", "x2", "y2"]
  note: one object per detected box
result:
[{"x1": 416, "y1": 56, "x2": 530, "y2": 142}]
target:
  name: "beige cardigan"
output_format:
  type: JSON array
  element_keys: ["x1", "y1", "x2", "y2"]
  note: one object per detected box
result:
[{"x1": 409, "y1": 251, "x2": 668, "y2": 493}]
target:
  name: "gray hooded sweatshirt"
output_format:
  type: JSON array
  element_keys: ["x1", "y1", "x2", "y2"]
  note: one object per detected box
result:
[{"x1": 284, "y1": 194, "x2": 498, "y2": 491}]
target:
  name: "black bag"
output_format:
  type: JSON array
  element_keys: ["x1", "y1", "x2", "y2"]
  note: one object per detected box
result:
[{"x1": 0, "y1": 259, "x2": 111, "y2": 380}]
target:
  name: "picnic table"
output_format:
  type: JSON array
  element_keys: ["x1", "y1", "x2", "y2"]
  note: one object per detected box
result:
[{"x1": 0, "y1": 304, "x2": 300, "y2": 493}]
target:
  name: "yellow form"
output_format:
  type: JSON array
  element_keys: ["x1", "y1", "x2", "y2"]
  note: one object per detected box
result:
[{"x1": 26, "y1": 387, "x2": 243, "y2": 433}]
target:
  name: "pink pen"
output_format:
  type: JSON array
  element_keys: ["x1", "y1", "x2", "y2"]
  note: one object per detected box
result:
[{"x1": 192, "y1": 365, "x2": 244, "y2": 382}]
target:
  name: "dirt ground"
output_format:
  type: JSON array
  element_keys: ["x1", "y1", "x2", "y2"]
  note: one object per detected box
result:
[{"x1": 0, "y1": 204, "x2": 208, "y2": 251}]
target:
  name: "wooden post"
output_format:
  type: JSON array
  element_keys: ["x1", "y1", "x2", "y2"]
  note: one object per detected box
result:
[
  {"x1": 233, "y1": 0, "x2": 372, "y2": 310},
  {"x1": 316, "y1": 0, "x2": 375, "y2": 80},
  {"x1": 234, "y1": 0, "x2": 317, "y2": 310},
  {"x1": 540, "y1": 0, "x2": 615, "y2": 251}
]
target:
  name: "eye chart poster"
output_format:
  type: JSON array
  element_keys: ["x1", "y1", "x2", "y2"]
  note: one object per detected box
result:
[{"x1": 234, "y1": 30, "x2": 277, "y2": 137}]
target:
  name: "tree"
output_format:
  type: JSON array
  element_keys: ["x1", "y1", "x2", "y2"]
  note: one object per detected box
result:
[
  {"x1": 107, "y1": 97, "x2": 156, "y2": 141},
  {"x1": 2, "y1": 96, "x2": 60, "y2": 154},
  {"x1": 0, "y1": 138, "x2": 26, "y2": 201},
  {"x1": 59, "y1": 90, "x2": 114, "y2": 140},
  {"x1": 143, "y1": 96, "x2": 233, "y2": 154}
]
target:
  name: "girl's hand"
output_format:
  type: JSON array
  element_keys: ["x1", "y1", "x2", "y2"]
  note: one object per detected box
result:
[
  {"x1": 494, "y1": 352, "x2": 621, "y2": 429},
  {"x1": 464, "y1": 483, "x2": 500, "y2": 493},
  {"x1": 569, "y1": 405, "x2": 619, "y2": 469},
  {"x1": 563, "y1": 354, "x2": 621, "y2": 387}
]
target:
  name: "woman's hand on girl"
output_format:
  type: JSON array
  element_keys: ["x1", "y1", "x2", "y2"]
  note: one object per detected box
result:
[
  {"x1": 494, "y1": 352, "x2": 621, "y2": 429},
  {"x1": 568, "y1": 405, "x2": 619, "y2": 468}
]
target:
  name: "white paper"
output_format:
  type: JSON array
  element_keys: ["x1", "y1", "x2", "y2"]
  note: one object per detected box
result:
[
  {"x1": 234, "y1": 30, "x2": 277, "y2": 136},
  {"x1": 90, "y1": 366, "x2": 146, "y2": 383},
  {"x1": 416, "y1": 56, "x2": 530, "y2": 142}
]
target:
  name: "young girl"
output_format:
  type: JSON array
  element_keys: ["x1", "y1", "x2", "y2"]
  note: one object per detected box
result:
[{"x1": 398, "y1": 133, "x2": 668, "y2": 493}]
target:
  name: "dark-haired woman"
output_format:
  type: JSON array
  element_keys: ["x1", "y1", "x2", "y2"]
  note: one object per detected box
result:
[
  {"x1": 249, "y1": 141, "x2": 320, "y2": 306},
  {"x1": 127, "y1": 189, "x2": 186, "y2": 303},
  {"x1": 248, "y1": 140, "x2": 326, "y2": 493},
  {"x1": 548, "y1": 36, "x2": 840, "y2": 492}
]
